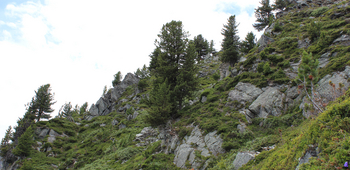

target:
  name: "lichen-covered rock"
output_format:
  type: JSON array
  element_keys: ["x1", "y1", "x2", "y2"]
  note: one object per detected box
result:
[
  {"x1": 226, "y1": 82, "x2": 263, "y2": 109},
  {"x1": 173, "y1": 126, "x2": 224, "y2": 169},
  {"x1": 232, "y1": 152, "x2": 257, "y2": 170},
  {"x1": 249, "y1": 87, "x2": 285, "y2": 118}
]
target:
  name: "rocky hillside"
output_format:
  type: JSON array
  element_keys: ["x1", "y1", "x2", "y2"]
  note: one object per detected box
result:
[{"x1": 1, "y1": 0, "x2": 350, "y2": 169}]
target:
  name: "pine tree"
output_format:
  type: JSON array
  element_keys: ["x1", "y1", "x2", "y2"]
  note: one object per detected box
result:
[
  {"x1": 174, "y1": 42, "x2": 199, "y2": 110},
  {"x1": 149, "y1": 47, "x2": 161, "y2": 73},
  {"x1": 1, "y1": 126, "x2": 13, "y2": 158},
  {"x1": 253, "y1": 0, "x2": 274, "y2": 31},
  {"x1": 80, "y1": 102, "x2": 88, "y2": 114},
  {"x1": 297, "y1": 51, "x2": 322, "y2": 112},
  {"x1": 241, "y1": 32, "x2": 256, "y2": 54},
  {"x1": 58, "y1": 102, "x2": 74, "y2": 122},
  {"x1": 12, "y1": 126, "x2": 33, "y2": 157},
  {"x1": 273, "y1": 0, "x2": 291, "y2": 11},
  {"x1": 146, "y1": 80, "x2": 172, "y2": 126},
  {"x1": 33, "y1": 84, "x2": 55, "y2": 121},
  {"x1": 147, "y1": 20, "x2": 198, "y2": 125},
  {"x1": 112, "y1": 71, "x2": 122, "y2": 87},
  {"x1": 220, "y1": 15, "x2": 240, "y2": 66},
  {"x1": 193, "y1": 34, "x2": 209, "y2": 61}
]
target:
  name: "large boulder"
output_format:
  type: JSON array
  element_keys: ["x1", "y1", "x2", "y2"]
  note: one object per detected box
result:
[
  {"x1": 249, "y1": 87, "x2": 285, "y2": 118},
  {"x1": 111, "y1": 73, "x2": 140, "y2": 102},
  {"x1": 257, "y1": 35, "x2": 274, "y2": 52},
  {"x1": 174, "y1": 126, "x2": 224, "y2": 169},
  {"x1": 232, "y1": 152, "x2": 257, "y2": 170},
  {"x1": 226, "y1": 82, "x2": 263, "y2": 109}
]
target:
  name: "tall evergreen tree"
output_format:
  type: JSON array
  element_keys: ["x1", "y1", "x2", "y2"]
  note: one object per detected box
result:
[
  {"x1": 174, "y1": 42, "x2": 199, "y2": 110},
  {"x1": 253, "y1": 0, "x2": 274, "y2": 31},
  {"x1": 33, "y1": 84, "x2": 55, "y2": 121},
  {"x1": 220, "y1": 15, "x2": 240, "y2": 66},
  {"x1": 147, "y1": 20, "x2": 198, "y2": 125},
  {"x1": 193, "y1": 34, "x2": 209, "y2": 61},
  {"x1": 241, "y1": 32, "x2": 257, "y2": 54}
]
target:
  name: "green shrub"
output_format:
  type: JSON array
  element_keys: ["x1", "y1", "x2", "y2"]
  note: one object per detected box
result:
[
  {"x1": 310, "y1": 6, "x2": 329, "y2": 17},
  {"x1": 243, "y1": 55, "x2": 257, "y2": 67},
  {"x1": 257, "y1": 62, "x2": 265, "y2": 73},
  {"x1": 212, "y1": 72, "x2": 220, "y2": 80},
  {"x1": 260, "y1": 51, "x2": 268, "y2": 60},
  {"x1": 263, "y1": 62, "x2": 271, "y2": 75},
  {"x1": 273, "y1": 20, "x2": 283, "y2": 32},
  {"x1": 267, "y1": 54, "x2": 285, "y2": 64},
  {"x1": 307, "y1": 21, "x2": 322, "y2": 42}
]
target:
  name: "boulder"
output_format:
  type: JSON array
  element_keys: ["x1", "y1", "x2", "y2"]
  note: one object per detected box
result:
[
  {"x1": 135, "y1": 127, "x2": 159, "y2": 147},
  {"x1": 111, "y1": 73, "x2": 140, "y2": 102},
  {"x1": 249, "y1": 87, "x2": 285, "y2": 118},
  {"x1": 316, "y1": 66, "x2": 350, "y2": 103},
  {"x1": 111, "y1": 119, "x2": 119, "y2": 126},
  {"x1": 48, "y1": 129, "x2": 60, "y2": 143},
  {"x1": 226, "y1": 82, "x2": 263, "y2": 109},
  {"x1": 201, "y1": 96, "x2": 207, "y2": 103},
  {"x1": 174, "y1": 126, "x2": 224, "y2": 169},
  {"x1": 297, "y1": 38, "x2": 311, "y2": 49},
  {"x1": 332, "y1": 34, "x2": 350, "y2": 46},
  {"x1": 35, "y1": 127, "x2": 50, "y2": 138},
  {"x1": 232, "y1": 152, "x2": 257, "y2": 170},
  {"x1": 257, "y1": 35, "x2": 274, "y2": 52}
]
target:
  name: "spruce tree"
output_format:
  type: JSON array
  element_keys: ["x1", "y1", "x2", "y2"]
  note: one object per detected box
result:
[
  {"x1": 253, "y1": 0, "x2": 274, "y2": 31},
  {"x1": 33, "y1": 84, "x2": 55, "y2": 121},
  {"x1": 220, "y1": 15, "x2": 240, "y2": 66},
  {"x1": 241, "y1": 32, "x2": 256, "y2": 54}
]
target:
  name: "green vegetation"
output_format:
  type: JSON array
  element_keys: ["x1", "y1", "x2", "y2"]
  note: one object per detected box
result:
[{"x1": 2, "y1": 1, "x2": 350, "y2": 169}]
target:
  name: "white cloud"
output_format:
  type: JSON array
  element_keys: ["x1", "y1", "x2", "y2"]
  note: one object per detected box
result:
[{"x1": 0, "y1": 0, "x2": 264, "y2": 137}]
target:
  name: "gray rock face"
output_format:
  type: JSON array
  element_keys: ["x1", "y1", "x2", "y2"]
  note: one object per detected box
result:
[
  {"x1": 333, "y1": 34, "x2": 350, "y2": 46},
  {"x1": 219, "y1": 63, "x2": 230, "y2": 80},
  {"x1": 201, "y1": 96, "x2": 207, "y2": 103},
  {"x1": 295, "y1": 145, "x2": 319, "y2": 170},
  {"x1": 135, "y1": 127, "x2": 159, "y2": 147},
  {"x1": 249, "y1": 87, "x2": 285, "y2": 118},
  {"x1": 318, "y1": 52, "x2": 336, "y2": 68},
  {"x1": 35, "y1": 127, "x2": 50, "y2": 139},
  {"x1": 316, "y1": 66, "x2": 350, "y2": 103},
  {"x1": 48, "y1": 129, "x2": 61, "y2": 143},
  {"x1": 111, "y1": 119, "x2": 119, "y2": 126},
  {"x1": 119, "y1": 124, "x2": 126, "y2": 129},
  {"x1": 257, "y1": 35, "x2": 274, "y2": 52},
  {"x1": 232, "y1": 152, "x2": 257, "y2": 170},
  {"x1": 227, "y1": 82, "x2": 263, "y2": 109},
  {"x1": 298, "y1": 38, "x2": 311, "y2": 49},
  {"x1": 174, "y1": 126, "x2": 224, "y2": 169},
  {"x1": 111, "y1": 73, "x2": 140, "y2": 102}
]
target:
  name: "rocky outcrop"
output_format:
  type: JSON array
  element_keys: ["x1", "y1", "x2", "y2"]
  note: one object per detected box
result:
[
  {"x1": 226, "y1": 82, "x2": 263, "y2": 109},
  {"x1": 173, "y1": 126, "x2": 224, "y2": 169},
  {"x1": 332, "y1": 34, "x2": 350, "y2": 46},
  {"x1": 111, "y1": 73, "x2": 140, "y2": 102},
  {"x1": 135, "y1": 127, "x2": 159, "y2": 147},
  {"x1": 257, "y1": 35, "x2": 274, "y2": 52},
  {"x1": 35, "y1": 127, "x2": 67, "y2": 143},
  {"x1": 297, "y1": 38, "x2": 311, "y2": 49},
  {"x1": 249, "y1": 87, "x2": 285, "y2": 118},
  {"x1": 232, "y1": 152, "x2": 258, "y2": 170},
  {"x1": 219, "y1": 63, "x2": 230, "y2": 80},
  {"x1": 85, "y1": 73, "x2": 139, "y2": 120},
  {"x1": 295, "y1": 145, "x2": 319, "y2": 170}
]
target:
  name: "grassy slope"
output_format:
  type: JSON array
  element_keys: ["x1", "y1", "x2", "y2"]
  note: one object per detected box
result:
[{"x1": 14, "y1": 1, "x2": 350, "y2": 169}]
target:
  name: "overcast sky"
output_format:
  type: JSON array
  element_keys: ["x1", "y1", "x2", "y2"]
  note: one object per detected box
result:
[{"x1": 0, "y1": 0, "x2": 263, "y2": 138}]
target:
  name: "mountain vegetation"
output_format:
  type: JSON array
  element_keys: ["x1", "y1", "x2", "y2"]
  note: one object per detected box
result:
[{"x1": 1, "y1": 0, "x2": 350, "y2": 169}]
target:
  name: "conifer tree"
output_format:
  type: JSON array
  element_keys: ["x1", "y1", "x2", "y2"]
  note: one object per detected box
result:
[
  {"x1": 147, "y1": 20, "x2": 198, "y2": 125},
  {"x1": 174, "y1": 42, "x2": 199, "y2": 110},
  {"x1": 253, "y1": 0, "x2": 274, "y2": 31},
  {"x1": 241, "y1": 32, "x2": 256, "y2": 54},
  {"x1": 298, "y1": 51, "x2": 322, "y2": 112},
  {"x1": 80, "y1": 102, "x2": 88, "y2": 114},
  {"x1": 220, "y1": 15, "x2": 240, "y2": 66},
  {"x1": 33, "y1": 84, "x2": 55, "y2": 121},
  {"x1": 1, "y1": 126, "x2": 13, "y2": 158},
  {"x1": 273, "y1": 0, "x2": 291, "y2": 11},
  {"x1": 193, "y1": 34, "x2": 209, "y2": 61},
  {"x1": 12, "y1": 126, "x2": 33, "y2": 157},
  {"x1": 146, "y1": 80, "x2": 172, "y2": 126},
  {"x1": 112, "y1": 71, "x2": 122, "y2": 87}
]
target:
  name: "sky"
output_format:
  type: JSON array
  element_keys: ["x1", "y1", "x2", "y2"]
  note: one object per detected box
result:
[{"x1": 0, "y1": 0, "x2": 264, "y2": 138}]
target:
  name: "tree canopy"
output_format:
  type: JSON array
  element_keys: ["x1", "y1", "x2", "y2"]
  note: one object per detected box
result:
[
  {"x1": 220, "y1": 15, "x2": 240, "y2": 66},
  {"x1": 253, "y1": 0, "x2": 274, "y2": 31}
]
